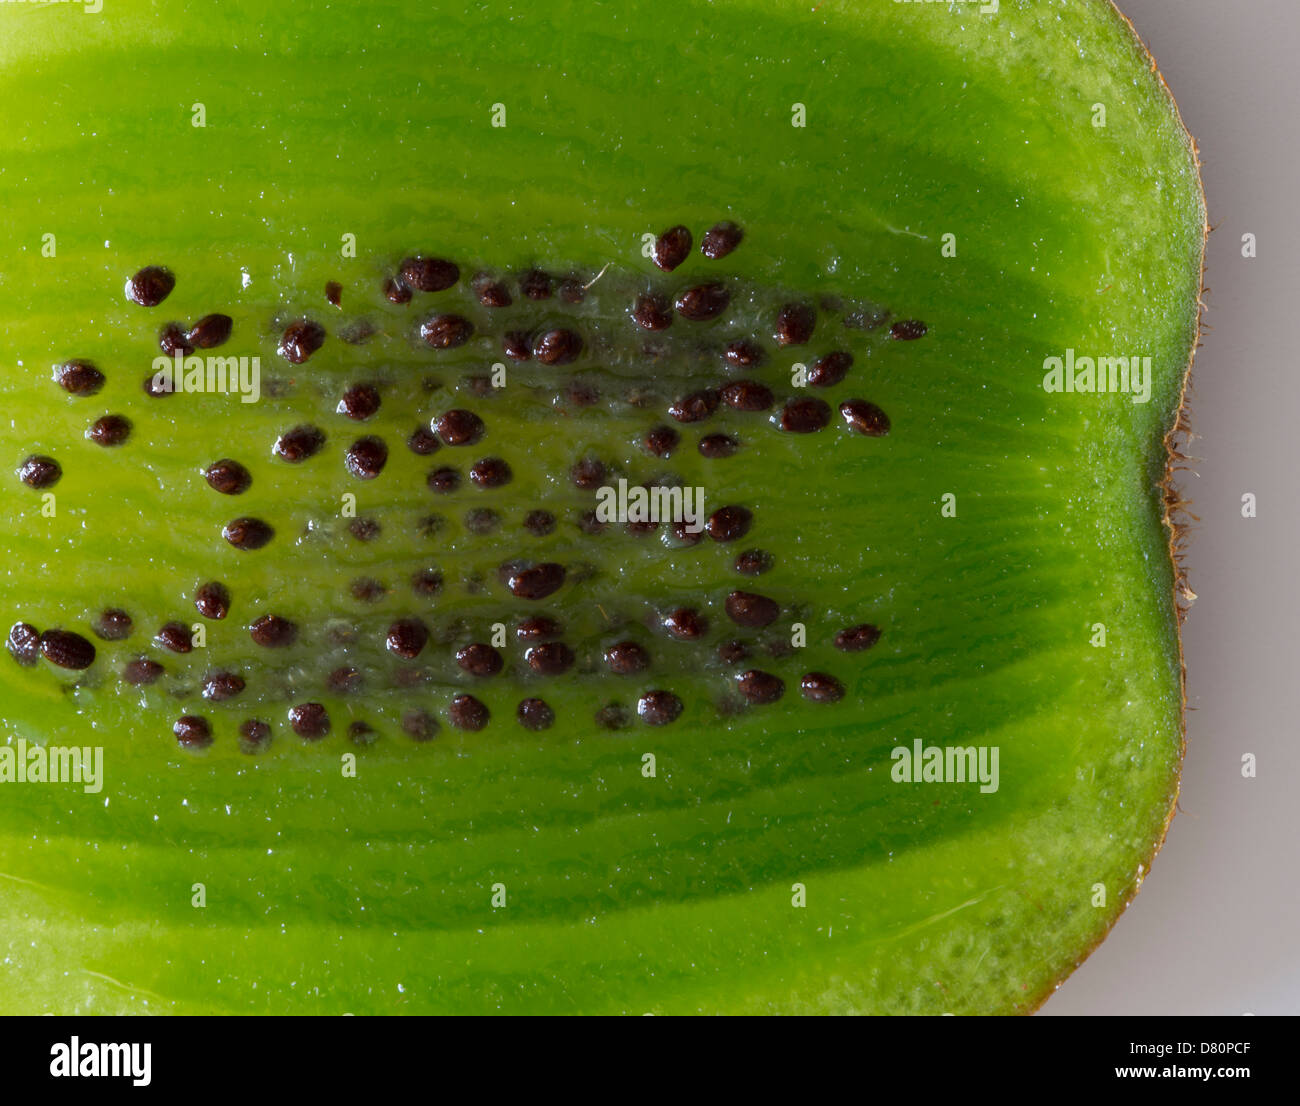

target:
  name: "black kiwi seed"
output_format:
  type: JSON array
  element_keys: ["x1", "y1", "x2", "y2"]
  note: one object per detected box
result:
[
  {"x1": 223, "y1": 517, "x2": 274, "y2": 551},
  {"x1": 835, "y1": 624, "x2": 882, "y2": 652},
  {"x1": 18, "y1": 455, "x2": 61, "y2": 489},
  {"x1": 402, "y1": 709, "x2": 440, "y2": 742},
  {"x1": 565, "y1": 379, "x2": 600, "y2": 408},
  {"x1": 122, "y1": 657, "x2": 164, "y2": 685},
  {"x1": 433, "y1": 409, "x2": 484, "y2": 447},
  {"x1": 194, "y1": 582, "x2": 231, "y2": 620},
  {"x1": 698, "y1": 433, "x2": 738, "y2": 458},
  {"x1": 473, "y1": 274, "x2": 512, "y2": 307},
  {"x1": 469, "y1": 457, "x2": 511, "y2": 488},
  {"x1": 347, "y1": 722, "x2": 376, "y2": 745},
  {"x1": 427, "y1": 466, "x2": 461, "y2": 493},
  {"x1": 143, "y1": 371, "x2": 174, "y2": 397},
  {"x1": 801, "y1": 672, "x2": 845, "y2": 702},
  {"x1": 278, "y1": 319, "x2": 326, "y2": 364},
  {"x1": 725, "y1": 591, "x2": 780, "y2": 628},
  {"x1": 187, "y1": 313, "x2": 233, "y2": 349},
  {"x1": 671, "y1": 519, "x2": 703, "y2": 545},
  {"x1": 653, "y1": 225, "x2": 692, "y2": 272},
  {"x1": 720, "y1": 380, "x2": 774, "y2": 412},
  {"x1": 249, "y1": 614, "x2": 298, "y2": 648},
  {"x1": 604, "y1": 641, "x2": 650, "y2": 674},
  {"x1": 520, "y1": 268, "x2": 553, "y2": 300},
  {"x1": 416, "y1": 516, "x2": 446, "y2": 542},
  {"x1": 340, "y1": 319, "x2": 375, "y2": 344},
  {"x1": 595, "y1": 703, "x2": 630, "y2": 731},
  {"x1": 734, "y1": 549, "x2": 774, "y2": 576},
  {"x1": 532, "y1": 328, "x2": 583, "y2": 365},
  {"x1": 467, "y1": 377, "x2": 499, "y2": 401},
  {"x1": 345, "y1": 436, "x2": 389, "y2": 479},
  {"x1": 516, "y1": 615, "x2": 562, "y2": 642},
  {"x1": 632, "y1": 292, "x2": 673, "y2": 331},
  {"x1": 158, "y1": 322, "x2": 195, "y2": 357},
  {"x1": 386, "y1": 618, "x2": 429, "y2": 660},
  {"x1": 840, "y1": 399, "x2": 891, "y2": 437},
  {"x1": 418, "y1": 515, "x2": 448, "y2": 540},
  {"x1": 202, "y1": 671, "x2": 246, "y2": 701},
  {"x1": 239, "y1": 719, "x2": 272, "y2": 752},
  {"x1": 706, "y1": 505, "x2": 752, "y2": 543},
  {"x1": 637, "y1": 690, "x2": 683, "y2": 726},
  {"x1": 325, "y1": 281, "x2": 343, "y2": 307},
  {"x1": 525, "y1": 642, "x2": 575, "y2": 675},
  {"x1": 39, "y1": 629, "x2": 96, "y2": 670},
  {"x1": 700, "y1": 221, "x2": 744, "y2": 259},
  {"x1": 498, "y1": 330, "x2": 529, "y2": 362},
  {"x1": 517, "y1": 698, "x2": 555, "y2": 731},
  {"x1": 889, "y1": 319, "x2": 928, "y2": 341},
  {"x1": 204, "y1": 458, "x2": 252, "y2": 494},
  {"x1": 126, "y1": 266, "x2": 174, "y2": 307},
  {"x1": 54, "y1": 360, "x2": 105, "y2": 396},
  {"x1": 94, "y1": 608, "x2": 134, "y2": 640},
  {"x1": 87, "y1": 414, "x2": 132, "y2": 447},
  {"x1": 464, "y1": 508, "x2": 499, "y2": 535},
  {"x1": 577, "y1": 509, "x2": 606, "y2": 535},
  {"x1": 327, "y1": 666, "x2": 364, "y2": 695},
  {"x1": 420, "y1": 314, "x2": 474, "y2": 349},
  {"x1": 351, "y1": 576, "x2": 388, "y2": 603},
  {"x1": 809, "y1": 351, "x2": 853, "y2": 387},
  {"x1": 736, "y1": 669, "x2": 784, "y2": 705},
  {"x1": 779, "y1": 397, "x2": 832, "y2": 433},
  {"x1": 274, "y1": 424, "x2": 326, "y2": 462},
  {"x1": 723, "y1": 339, "x2": 766, "y2": 368},
  {"x1": 411, "y1": 569, "x2": 442, "y2": 596},
  {"x1": 643, "y1": 425, "x2": 680, "y2": 457},
  {"x1": 348, "y1": 518, "x2": 382, "y2": 542},
  {"x1": 173, "y1": 715, "x2": 213, "y2": 749},
  {"x1": 523, "y1": 509, "x2": 555, "y2": 537},
  {"x1": 674, "y1": 282, "x2": 730, "y2": 321},
  {"x1": 457, "y1": 642, "x2": 504, "y2": 677},
  {"x1": 558, "y1": 277, "x2": 586, "y2": 304},
  {"x1": 663, "y1": 608, "x2": 706, "y2": 640},
  {"x1": 570, "y1": 457, "x2": 605, "y2": 490},
  {"x1": 448, "y1": 694, "x2": 490, "y2": 732},
  {"x1": 400, "y1": 256, "x2": 460, "y2": 292},
  {"x1": 338, "y1": 383, "x2": 381, "y2": 420},
  {"x1": 717, "y1": 640, "x2": 749, "y2": 664},
  {"x1": 407, "y1": 426, "x2": 440, "y2": 455},
  {"x1": 7, "y1": 622, "x2": 41, "y2": 666},
  {"x1": 154, "y1": 622, "x2": 193, "y2": 653},
  {"x1": 668, "y1": 388, "x2": 719, "y2": 423},
  {"x1": 507, "y1": 562, "x2": 566, "y2": 601},
  {"x1": 383, "y1": 277, "x2": 413, "y2": 304},
  {"x1": 774, "y1": 303, "x2": 816, "y2": 346},
  {"x1": 288, "y1": 702, "x2": 331, "y2": 740}
]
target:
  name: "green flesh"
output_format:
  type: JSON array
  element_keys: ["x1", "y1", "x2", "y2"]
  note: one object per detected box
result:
[{"x1": 0, "y1": 0, "x2": 1203, "y2": 1014}]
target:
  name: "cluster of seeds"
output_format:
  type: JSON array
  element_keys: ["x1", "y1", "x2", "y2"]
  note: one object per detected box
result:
[{"x1": 10, "y1": 230, "x2": 920, "y2": 750}]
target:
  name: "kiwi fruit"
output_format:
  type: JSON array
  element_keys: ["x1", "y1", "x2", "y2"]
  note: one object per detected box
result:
[{"x1": 0, "y1": 0, "x2": 1205, "y2": 1014}]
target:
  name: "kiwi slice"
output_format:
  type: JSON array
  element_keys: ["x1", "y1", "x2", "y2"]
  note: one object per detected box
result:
[{"x1": 0, "y1": 0, "x2": 1204, "y2": 1014}]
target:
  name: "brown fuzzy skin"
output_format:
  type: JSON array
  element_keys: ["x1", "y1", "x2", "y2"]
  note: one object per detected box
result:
[{"x1": 1022, "y1": 0, "x2": 1208, "y2": 1017}]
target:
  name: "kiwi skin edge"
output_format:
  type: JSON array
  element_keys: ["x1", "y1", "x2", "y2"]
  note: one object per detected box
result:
[{"x1": 1027, "y1": 0, "x2": 1208, "y2": 1014}]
